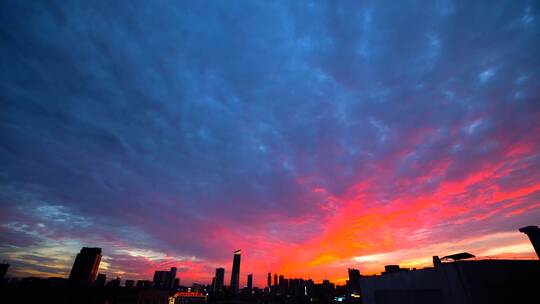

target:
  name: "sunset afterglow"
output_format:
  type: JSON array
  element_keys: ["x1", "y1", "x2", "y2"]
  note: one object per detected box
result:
[{"x1": 1, "y1": 1, "x2": 539, "y2": 288}]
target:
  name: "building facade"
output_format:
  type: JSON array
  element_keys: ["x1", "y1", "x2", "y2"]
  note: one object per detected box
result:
[
  {"x1": 214, "y1": 268, "x2": 225, "y2": 292},
  {"x1": 230, "y1": 250, "x2": 241, "y2": 293},
  {"x1": 68, "y1": 247, "x2": 102, "y2": 286},
  {"x1": 359, "y1": 259, "x2": 540, "y2": 304}
]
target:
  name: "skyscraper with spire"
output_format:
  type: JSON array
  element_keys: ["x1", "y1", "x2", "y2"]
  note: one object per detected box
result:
[{"x1": 230, "y1": 250, "x2": 241, "y2": 293}]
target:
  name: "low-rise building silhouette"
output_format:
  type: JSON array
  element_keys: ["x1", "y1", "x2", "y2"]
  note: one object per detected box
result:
[
  {"x1": 360, "y1": 259, "x2": 540, "y2": 304},
  {"x1": 358, "y1": 228, "x2": 540, "y2": 304}
]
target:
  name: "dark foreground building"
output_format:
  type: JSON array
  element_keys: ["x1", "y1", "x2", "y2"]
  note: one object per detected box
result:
[
  {"x1": 69, "y1": 247, "x2": 102, "y2": 286},
  {"x1": 360, "y1": 259, "x2": 540, "y2": 304},
  {"x1": 359, "y1": 227, "x2": 540, "y2": 304}
]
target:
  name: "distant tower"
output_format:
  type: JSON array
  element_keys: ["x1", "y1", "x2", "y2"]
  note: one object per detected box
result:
[
  {"x1": 69, "y1": 247, "x2": 102, "y2": 286},
  {"x1": 230, "y1": 250, "x2": 241, "y2": 293},
  {"x1": 274, "y1": 274, "x2": 277, "y2": 286},
  {"x1": 267, "y1": 272, "x2": 271, "y2": 288},
  {"x1": 247, "y1": 273, "x2": 253, "y2": 292},
  {"x1": 215, "y1": 268, "x2": 225, "y2": 292},
  {"x1": 519, "y1": 225, "x2": 540, "y2": 259}
]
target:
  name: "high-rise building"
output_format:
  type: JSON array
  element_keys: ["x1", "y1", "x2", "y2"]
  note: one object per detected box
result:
[
  {"x1": 267, "y1": 272, "x2": 271, "y2": 288},
  {"x1": 279, "y1": 275, "x2": 284, "y2": 286},
  {"x1": 247, "y1": 273, "x2": 253, "y2": 292},
  {"x1": 68, "y1": 247, "x2": 102, "y2": 286},
  {"x1": 230, "y1": 250, "x2": 241, "y2": 293},
  {"x1": 154, "y1": 270, "x2": 169, "y2": 288},
  {"x1": 153, "y1": 271, "x2": 168, "y2": 288},
  {"x1": 274, "y1": 274, "x2": 278, "y2": 286},
  {"x1": 215, "y1": 268, "x2": 225, "y2": 292},
  {"x1": 348, "y1": 268, "x2": 361, "y2": 294},
  {"x1": 152, "y1": 267, "x2": 177, "y2": 289}
]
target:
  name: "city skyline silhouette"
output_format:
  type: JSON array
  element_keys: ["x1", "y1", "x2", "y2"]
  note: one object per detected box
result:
[{"x1": 1, "y1": 225, "x2": 539, "y2": 304}]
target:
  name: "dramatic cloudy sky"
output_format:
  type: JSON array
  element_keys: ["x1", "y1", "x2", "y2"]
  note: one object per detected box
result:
[{"x1": 1, "y1": 0, "x2": 540, "y2": 286}]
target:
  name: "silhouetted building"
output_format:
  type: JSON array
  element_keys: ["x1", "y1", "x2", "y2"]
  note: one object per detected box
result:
[
  {"x1": 125, "y1": 279, "x2": 134, "y2": 288},
  {"x1": 95, "y1": 273, "x2": 106, "y2": 287},
  {"x1": 170, "y1": 267, "x2": 177, "y2": 289},
  {"x1": 267, "y1": 272, "x2": 271, "y2": 288},
  {"x1": 153, "y1": 267, "x2": 177, "y2": 289},
  {"x1": 153, "y1": 271, "x2": 168, "y2": 288},
  {"x1": 174, "y1": 278, "x2": 180, "y2": 288},
  {"x1": 274, "y1": 274, "x2": 277, "y2": 286},
  {"x1": 136, "y1": 280, "x2": 152, "y2": 288},
  {"x1": 107, "y1": 277, "x2": 121, "y2": 288},
  {"x1": 0, "y1": 262, "x2": 9, "y2": 280},
  {"x1": 520, "y1": 225, "x2": 540, "y2": 259},
  {"x1": 348, "y1": 268, "x2": 361, "y2": 294},
  {"x1": 317, "y1": 280, "x2": 335, "y2": 302},
  {"x1": 230, "y1": 250, "x2": 241, "y2": 293},
  {"x1": 359, "y1": 259, "x2": 540, "y2": 304},
  {"x1": 68, "y1": 247, "x2": 102, "y2": 286},
  {"x1": 383, "y1": 265, "x2": 409, "y2": 274},
  {"x1": 247, "y1": 273, "x2": 253, "y2": 292},
  {"x1": 214, "y1": 268, "x2": 224, "y2": 292}
]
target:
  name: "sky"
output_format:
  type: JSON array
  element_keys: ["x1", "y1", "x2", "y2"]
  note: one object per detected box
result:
[{"x1": 1, "y1": 0, "x2": 540, "y2": 287}]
